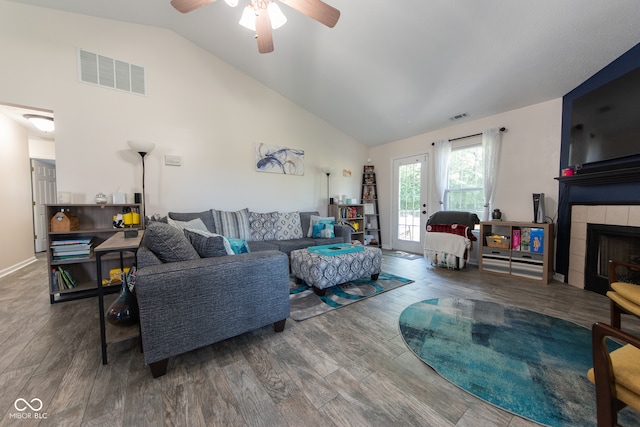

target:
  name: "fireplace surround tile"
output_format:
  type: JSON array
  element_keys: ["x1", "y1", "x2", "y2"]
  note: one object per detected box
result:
[
  {"x1": 569, "y1": 204, "x2": 639, "y2": 289},
  {"x1": 587, "y1": 205, "x2": 606, "y2": 224},
  {"x1": 630, "y1": 206, "x2": 640, "y2": 227},
  {"x1": 571, "y1": 221, "x2": 587, "y2": 240},
  {"x1": 605, "y1": 205, "x2": 630, "y2": 225},
  {"x1": 572, "y1": 205, "x2": 588, "y2": 222}
]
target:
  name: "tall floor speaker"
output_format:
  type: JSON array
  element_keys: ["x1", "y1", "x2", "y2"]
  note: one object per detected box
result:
[{"x1": 533, "y1": 193, "x2": 546, "y2": 223}]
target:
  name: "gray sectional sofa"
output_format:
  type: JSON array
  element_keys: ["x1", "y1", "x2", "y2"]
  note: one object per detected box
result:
[
  {"x1": 165, "y1": 209, "x2": 352, "y2": 254},
  {"x1": 134, "y1": 209, "x2": 350, "y2": 377}
]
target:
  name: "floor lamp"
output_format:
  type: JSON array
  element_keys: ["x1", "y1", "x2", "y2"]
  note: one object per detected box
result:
[
  {"x1": 322, "y1": 167, "x2": 333, "y2": 215},
  {"x1": 128, "y1": 140, "x2": 155, "y2": 223}
]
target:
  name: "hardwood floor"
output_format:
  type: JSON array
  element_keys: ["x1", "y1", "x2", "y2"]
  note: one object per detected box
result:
[{"x1": 1, "y1": 252, "x2": 638, "y2": 426}]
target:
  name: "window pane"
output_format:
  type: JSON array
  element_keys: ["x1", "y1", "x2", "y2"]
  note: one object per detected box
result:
[
  {"x1": 447, "y1": 145, "x2": 484, "y2": 218},
  {"x1": 397, "y1": 162, "x2": 421, "y2": 242}
]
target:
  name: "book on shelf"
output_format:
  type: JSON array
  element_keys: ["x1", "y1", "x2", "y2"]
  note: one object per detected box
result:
[
  {"x1": 52, "y1": 243, "x2": 92, "y2": 252},
  {"x1": 51, "y1": 238, "x2": 93, "y2": 261},
  {"x1": 51, "y1": 268, "x2": 58, "y2": 291},
  {"x1": 54, "y1": 266, "x2": 78, "y2": 289},
  {"x1": 50, "y1": 238, "x2": 93, "y2": 245}
]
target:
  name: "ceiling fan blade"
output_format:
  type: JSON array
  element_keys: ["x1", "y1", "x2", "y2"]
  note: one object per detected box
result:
[
  {"x1": 256, "y1": 7, "x2": 274, "y2": 54},
  {"x1": 279, "y1": 0, "x2": 340, "y2": 28},
  {"x1": 170, "y1": 0, "x2": 216, "y2": 13}
]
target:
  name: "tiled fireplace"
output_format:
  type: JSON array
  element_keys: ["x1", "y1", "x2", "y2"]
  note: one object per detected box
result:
[{"x1": 568, "y1": 205, "x2": 640, "y2": 292}]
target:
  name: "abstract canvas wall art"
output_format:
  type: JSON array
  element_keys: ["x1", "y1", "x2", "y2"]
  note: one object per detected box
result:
[{"x1": 255, "y1": 143, "x2": 305, "y2": 175}]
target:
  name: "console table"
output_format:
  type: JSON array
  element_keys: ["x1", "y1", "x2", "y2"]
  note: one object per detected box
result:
[{"x1": 95, "y1": 230, "x2": 144, "y2": 364}]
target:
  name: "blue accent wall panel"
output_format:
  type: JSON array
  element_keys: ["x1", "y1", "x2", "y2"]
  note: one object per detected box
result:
[{"x1": 556, "y1": 42, "x2": 640, "y2": 281}]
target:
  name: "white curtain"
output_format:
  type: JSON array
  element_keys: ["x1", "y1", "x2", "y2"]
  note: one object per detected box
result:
[
  {"x1": 482, "y1": 128, "x2": 502, "y2": 221},
  {"x1": 433, "y1": 139, "x2": 451, "y2": 210}
]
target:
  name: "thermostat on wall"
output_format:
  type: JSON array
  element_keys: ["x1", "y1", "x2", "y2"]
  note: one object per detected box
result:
[{"x1": 165, "y1": 155, "x2": 182, "y2": 166}]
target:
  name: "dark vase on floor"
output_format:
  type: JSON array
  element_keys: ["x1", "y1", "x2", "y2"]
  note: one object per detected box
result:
[{"x1": 107, "y1": 281, "x2": 138, "y2": 326}]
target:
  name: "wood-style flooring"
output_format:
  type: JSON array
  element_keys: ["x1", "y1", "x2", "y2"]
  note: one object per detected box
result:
[{"x1": 1, "y1": 252, "x2": 638, "y2": 426}]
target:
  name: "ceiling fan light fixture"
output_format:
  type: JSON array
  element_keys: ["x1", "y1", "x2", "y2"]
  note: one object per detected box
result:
[
  {"x1": 267, "y1": 2, "x2": 287, "y2": 29},
  {"x1": 24, "y1": 114, "x2": 55, "y2": 132},
  {"x1": 239, "y1": 1, "x2": 286, "y2": 31},
  {"x1": 239, "y1": 5, "x2": 257, "y2": 31},
  {"x1": 224, "y1": 0, "x2": 238, "y2": 6}
]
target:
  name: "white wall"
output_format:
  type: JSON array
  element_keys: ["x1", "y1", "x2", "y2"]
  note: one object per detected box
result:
[
  {"x1": 0, "y1": 113, "x2": 36, "y2": 276},
  {"x1": 29, "y1": 137, "x2": 56, "y2": 160},
  {"x1": 0, "y1": 1, "x2": 367, "y2": 219},
  {"x1": 369, "y1": 99, "x2": 562, "y2": 249}
]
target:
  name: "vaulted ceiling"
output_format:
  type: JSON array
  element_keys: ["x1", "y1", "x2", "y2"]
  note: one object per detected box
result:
[{"x1": 10, "y1": 0, "x2": 640, "y2": 146}]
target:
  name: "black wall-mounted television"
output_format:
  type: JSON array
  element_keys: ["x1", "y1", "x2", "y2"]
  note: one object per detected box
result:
[{"x1": 568, "y1": 66, "x2": 640, "y2": 170}]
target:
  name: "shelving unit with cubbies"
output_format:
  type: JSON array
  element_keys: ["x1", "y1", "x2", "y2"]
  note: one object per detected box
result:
[
  {"x1": 46, "y1": 203, "x2": 143, "y2": 303},
  {"x1": 479, "y1": 221, "x2": 554, "y2": 284}
]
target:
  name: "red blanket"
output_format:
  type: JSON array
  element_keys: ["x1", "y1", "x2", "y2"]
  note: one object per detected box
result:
[{"x1": 427, "y1": 223, "x2": 477, "y2": 241}]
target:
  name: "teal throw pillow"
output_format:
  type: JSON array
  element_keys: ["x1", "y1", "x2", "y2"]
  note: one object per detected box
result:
[
  {"x1": 312, "y1": 218, "x2": 335, "y2": 238},
  {"x1": 227, "y1": 238, "x2": 250, "y2": 254},
  {"x1": 308, "y1": 215, "x2": 336, "y2": 238}
]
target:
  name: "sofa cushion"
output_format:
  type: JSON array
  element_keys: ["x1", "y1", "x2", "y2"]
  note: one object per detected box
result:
[
  {"x1": 247, "y1": 240, "x2": 280, "y2": 252},
  {"x1": 274, "y1": 238, "x2": 316, "y2": 255},
  {"x1": 275, "y1": 211, "x2": 303, "y2": 240},
  {"x1": 249, "y1": 211, "x2": 278, "y2": 241},
  {"x1": 184, "y1": 229, "x2": 229, "y2": 258},
  {"x1": 143, "y1": 222, "x2": 200, "y2": 263},
  {"x1": 308, "y1": 215, "x2": 336, "y2": 238},
  {"x1": 168, "y1": 210, "x2": 216, "y2": 233},
  {"x1": 212, "y1": 208, "x2": 252, "y2": 240},
  {"x1": 313, "y1": 236, "x2": 345, "y2": 246}
]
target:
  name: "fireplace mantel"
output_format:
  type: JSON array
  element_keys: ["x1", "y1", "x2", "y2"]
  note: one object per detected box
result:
[{"x1": 556, "y1": 165, "x2": 640, "y2": 186}]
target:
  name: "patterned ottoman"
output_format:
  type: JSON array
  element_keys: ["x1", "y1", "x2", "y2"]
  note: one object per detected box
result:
[{"x1": 290, "y1": 246, "x2": 382, "y2": 295}]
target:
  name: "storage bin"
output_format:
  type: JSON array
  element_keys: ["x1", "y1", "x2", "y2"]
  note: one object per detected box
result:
[{"x1": 485, "y1": 235, "x2": 510, "y2": 249}]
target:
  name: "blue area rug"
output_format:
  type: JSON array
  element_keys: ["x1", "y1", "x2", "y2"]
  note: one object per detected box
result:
[
  {"x1": 399, "y1": 298, "x2": 640, "y2": 427},
  {"x1": 289, "y1": 273, "x2": 413, "y2": 321}
]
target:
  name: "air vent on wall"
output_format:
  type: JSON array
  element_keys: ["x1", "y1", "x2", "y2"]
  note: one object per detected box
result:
[
  {"x1": 449, "y1": 112, "x2": 469, "y2": 121},
  {"x1": 78, "y1": 49, "x2": 146, "y2": 95}
]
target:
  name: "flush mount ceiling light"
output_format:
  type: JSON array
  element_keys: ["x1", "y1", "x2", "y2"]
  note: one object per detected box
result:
[
  {"x1": 171, "y1": 0, "x2": 340, "y2": 54},
  {"x1": 24, "y1": 114, "x2": 55, "y2": 132}
]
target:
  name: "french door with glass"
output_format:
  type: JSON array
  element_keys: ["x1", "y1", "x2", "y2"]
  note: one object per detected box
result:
[{"x1": 392, "y1": 154, "x2": 428, "y2": 253}]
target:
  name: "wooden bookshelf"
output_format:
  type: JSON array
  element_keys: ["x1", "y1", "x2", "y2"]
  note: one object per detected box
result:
[
  {"x1": 329, "y1": 204, "x2": 365, "y2": 244},
  {"x1": 46, "y1": 204, "x2": 143, "y2": 303}
]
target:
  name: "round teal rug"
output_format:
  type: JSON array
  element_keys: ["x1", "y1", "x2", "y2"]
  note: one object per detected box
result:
[{"x1": 399, "y1": 298, "x2": 640, "y2": 427}]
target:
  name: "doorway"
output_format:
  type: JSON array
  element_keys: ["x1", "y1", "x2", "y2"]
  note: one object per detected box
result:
[
  {"x1": 32, "y1": 159, "x2": 57, "y2": 252},
  {"x1": 392, "y1": 154, "x2": 429, "y2": 253}
]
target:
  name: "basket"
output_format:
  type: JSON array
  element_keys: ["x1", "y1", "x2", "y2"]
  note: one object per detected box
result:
[
  {"x1": 50, "y1": 211, "x2": 79, "y2": 232},
  {"x1": 486, "y1": 235, "x2": 510, "y2": 249}
]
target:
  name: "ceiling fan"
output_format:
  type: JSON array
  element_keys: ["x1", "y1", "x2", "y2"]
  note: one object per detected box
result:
[{"x1": 170, "y1": 0, "x2": 340, "y2": 54}]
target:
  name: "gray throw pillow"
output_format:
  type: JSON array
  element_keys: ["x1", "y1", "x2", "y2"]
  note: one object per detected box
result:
[
  {"x1": 184, "y1": 229, "x2": 228, "y2": 258},
  {"x1": 212, "y1": 208, "x2": 252, "y2": 240},
  {"x1": 168, "y1": 210, "x2": 216, "y2": 233},
  {"x1": 143, "y1": 222, "x2": 200, "y2": 263},
  {"x1": 249, "y1": 211, "x2": 278, "y2": 241}
]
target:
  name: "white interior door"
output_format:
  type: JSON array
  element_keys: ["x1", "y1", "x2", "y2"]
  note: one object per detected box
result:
[
  {"x1": 32, "y1": 159, "x2": 57, "y2": 252},
  {"x1": 392, "y1": 154, "x2": 429, "y2": 254}
]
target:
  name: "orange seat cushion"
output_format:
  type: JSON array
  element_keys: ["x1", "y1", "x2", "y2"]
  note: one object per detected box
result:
[
  {"x1": 588, "y1": 344, "x2": 640, "y2": 411},
  {"x1": 608, "y1": 282, "x2": 640, "y2": 317}
]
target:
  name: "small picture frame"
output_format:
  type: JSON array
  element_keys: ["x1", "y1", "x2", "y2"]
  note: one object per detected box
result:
[
  {"x1": 113, "y1": 192, "x2": 126, "y2": 204},
  {"x1": 364, "y1": 203, "x2": 375, "y2": 215}
]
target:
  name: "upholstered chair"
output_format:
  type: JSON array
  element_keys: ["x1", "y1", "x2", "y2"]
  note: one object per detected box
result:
[
  {"x1": 588, "y1": 322, "x2": 640, "y2": 427},
  {"x1": 607, "y1": 260, "x2": 640, "y2": 328}
]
